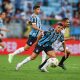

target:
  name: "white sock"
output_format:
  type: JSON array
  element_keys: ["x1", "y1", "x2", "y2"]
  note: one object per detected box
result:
[
  {"x1": 12, "y1": 47, "x2": 24, "y2": 56},
  {"x1": 42, "y1": 51, "x2": 47, "y2": 63},
  {"x1": 41, "y1": 60, "x2": 49, "y2": 69},
  {"x1": 19, "y1": 56, "x2": 31, "y2": 66}
]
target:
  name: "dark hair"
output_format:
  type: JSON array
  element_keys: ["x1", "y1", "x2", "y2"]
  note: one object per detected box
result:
[
  {"x1": 62, "y1": 18, "x2": 69, "y2": 21},
  {"x1": 33, "y1": 5, "x2": 40, "y2": 10},
  {"x1": 58, "y1": 23, "x2": 63, "y2": 26}
]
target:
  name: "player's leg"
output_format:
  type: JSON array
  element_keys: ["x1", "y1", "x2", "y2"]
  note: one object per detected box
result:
[
  {"x1": 0, "y1": 43, "x2": 4, "y2": 49},
  {"x1": 8, "y1": 44, "x2": 30, "y2": 63},
  {"x1": 42, "y1": 51, "x2": 47, "y2": 63},
  {"x1": 8, "y1": 35, "x2": 37, "y2": 63},
  {"x1": 16, "y1": 45, "x2": 43, "y2": 70},
  {"x1": 39, "y1": 46, "x2": 58, "y2": 72},
  {"x1": 16, "y1": 52, "x2": 38, "y2": 70},
  {"x1": 59, "y1": 49, "x2": 71, "y2": 65},
  {"x1": 0, "y1": 39, "x2": 4, "y2": 49}
]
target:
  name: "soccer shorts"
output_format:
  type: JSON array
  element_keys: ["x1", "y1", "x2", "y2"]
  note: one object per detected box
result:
[
  {"x1": 34, "y1": 45, "x2": 53, "y2": 54},
  {"x1": 27, "y1": 35, "x2": 37, "y2": 46}
]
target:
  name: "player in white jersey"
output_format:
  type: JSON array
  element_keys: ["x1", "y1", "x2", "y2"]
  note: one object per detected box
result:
[
  {"x1": 42, "y1": 18, "x2": 72, "y2": 70},
  {"x1": 0, "y1": 12, "x2": 10, "y2": 49}
]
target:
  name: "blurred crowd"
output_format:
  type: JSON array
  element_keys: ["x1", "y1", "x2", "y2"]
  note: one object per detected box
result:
[{"x1": 0, "y1": 0, "x2": 80, "y2": 39}]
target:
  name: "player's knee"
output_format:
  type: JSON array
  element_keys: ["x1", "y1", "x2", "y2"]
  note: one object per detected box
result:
[
  {"x1": 67, "y1": 50, "x2": 71, "y2": 54},
  {"x1": 24, "y1": 45, "x2": 30, "y2": 51},
  {"x1": 31, "y1": 56, "x2": 36, "y2": 60},
  {"x1": 49, "y1": 54, "x2": 56, "y2": 58},
  {"x1": 30, "y1": 54, "x2": 37, "y2": 60}
]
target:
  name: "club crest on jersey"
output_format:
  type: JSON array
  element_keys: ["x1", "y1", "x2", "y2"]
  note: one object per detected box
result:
[
  {"x1": 30, "y1": 42, "x2": 32, "y2": 45},
  {"x1": 36, "y1": 49, "x2": 39, "y2": 53}
]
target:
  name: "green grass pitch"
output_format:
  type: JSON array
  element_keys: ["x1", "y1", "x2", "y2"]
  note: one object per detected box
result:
[{"x1": 0, "y1": 55, "x2": 80, "y2": 80}]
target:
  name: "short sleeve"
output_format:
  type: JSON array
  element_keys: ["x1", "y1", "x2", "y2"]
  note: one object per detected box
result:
[{"x1": 30, "y1": 16, "x2": 37, "y2": 23}]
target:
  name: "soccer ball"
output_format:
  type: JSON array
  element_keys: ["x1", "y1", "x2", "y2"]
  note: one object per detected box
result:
[{"x1": 47, "y1": 58, "x2": 59, "y2": 67}]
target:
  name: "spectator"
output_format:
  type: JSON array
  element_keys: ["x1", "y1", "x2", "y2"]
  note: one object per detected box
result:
[{"x1": 72, "y1": 11, "x2": 80, "y2": 26}]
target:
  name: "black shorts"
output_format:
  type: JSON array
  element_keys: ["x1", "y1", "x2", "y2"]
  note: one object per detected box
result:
[
  {"x1": 27, "y1": 35, "x2": 37, "y2": 46},
  {"x1": 0, "y1": 39, "x2": 2, "y2": 42},
  {"x1": 34, "y1": 45, "x2": 53, "y2": 54}
]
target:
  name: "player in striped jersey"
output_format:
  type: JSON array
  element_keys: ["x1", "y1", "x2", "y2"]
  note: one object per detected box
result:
[
  {"x1": 42, "y1": 18, "x2": 72, "y2": 70},
  {"x1": 8, "y1": 5, "x2": 44, "y2": 63},
  {"x1": 15, "y1": 23, "x2": 64, "y2": 72}
]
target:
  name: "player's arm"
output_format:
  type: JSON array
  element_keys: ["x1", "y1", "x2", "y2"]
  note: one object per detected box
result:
[
  {"x1": 0, "y1": 28, "x2": 10, "y2": 32},
  {"x1": 33, "y1": 33, "x2": 42, "y2": 46},
  {"x1": 64, "y1": 37, "x2": 75, "y2": 41},
  {"x1": 32, "y1": 23, "x2": 43, "y2": 32},
  {"x1": 60, "y1": 34, "x2": 67, "y2": 57},
  {"x1": 62, "y1": 41, "x2": 67, "y2": 57},
  {"x1": 31, "y1": 16, "x2": 43, "y2": 32},
  {"x1": 33, "y1": 31, "x2": 51, "y2": 46}
]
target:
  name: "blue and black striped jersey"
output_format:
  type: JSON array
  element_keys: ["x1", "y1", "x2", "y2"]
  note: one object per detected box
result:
[
  {"x1": 38, "y1": 28, "x2": 64, "y2": 47},
  {"x1": 29, "y1": 13, "x2": 41, "y2": 37},
  {"x1": 0, "y1": 18, "x2": 3, "y2": 28}
]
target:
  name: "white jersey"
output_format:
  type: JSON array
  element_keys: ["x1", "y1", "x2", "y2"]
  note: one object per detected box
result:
[{"x1": 52, "y1": 29, "x2": 68, "y2": 51}]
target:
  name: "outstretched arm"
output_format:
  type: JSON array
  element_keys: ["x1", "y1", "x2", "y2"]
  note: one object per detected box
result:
[
  {"x1": 0, "y1": 28, "x2": 10, "y2": 32},
  {"x1": 64, "y1": 37, "x2": 75, "y2": 41}
]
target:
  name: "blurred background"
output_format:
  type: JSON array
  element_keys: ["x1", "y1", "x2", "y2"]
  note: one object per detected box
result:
[
  {"x1": 0, "y1": 0, "x2": 80, "y2": 39},
  {"x1": 0, "y1": 0, "x2": 80, "y2": 55}
]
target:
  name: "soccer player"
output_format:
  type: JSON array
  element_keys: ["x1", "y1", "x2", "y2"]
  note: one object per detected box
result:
[
  {"x1": 0, "y1": 12, "x2": 10, "y2": 49},
  {"x1": 15, "y1": 23, "x2": 64, "y2": 72},
  {"x1": 8, "y1": 5, "x2": 44, "y2": 63},
  {"x1": 41, "y1": 18, "x2": 72, "y2": 70}
]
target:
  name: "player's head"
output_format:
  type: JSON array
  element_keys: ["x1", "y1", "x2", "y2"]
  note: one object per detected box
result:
[
  {"x1": 62, "y1": 18, "x2": 70, "y2": 28},
  {"x1": 33, "y1": 5, "x2": 40, "y2": 14},
  {"x1": 0, "y1": 12, "x2": 6, "y2": 19},
  {"x1": 55, "y1": 23, "x2": 64, "y2": 33}
]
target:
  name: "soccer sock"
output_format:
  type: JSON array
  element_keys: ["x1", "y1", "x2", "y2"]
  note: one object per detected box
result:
[
  {"x1": 39, "y1": 58, "x2": 48, "y2": 69},
  {"x1": 19, "y1": 56, "x2": 31, "y2": 66},
  {"x1": 42, "y1": 51, "x2": 47, "y2": 63},
  {"x1": 59, "y1": 53, "x2": 70, "y2": 65},
  {"x1": 40, "y1": 59, "x2": 49, "y2": 69},
  {"x1": 59, "y1": 56, "x2": 65, "y2": 65},
  {"x1": 12, "y1": 47, "x2": 25, "y2": 56}
]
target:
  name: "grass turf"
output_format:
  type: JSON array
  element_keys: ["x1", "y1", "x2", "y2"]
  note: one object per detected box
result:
[{"x1": 0, "y1": 55, "x2": 80, "y2": 80}]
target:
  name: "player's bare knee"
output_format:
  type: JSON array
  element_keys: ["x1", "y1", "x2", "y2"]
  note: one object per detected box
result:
[
  {"x1": 48, "y1": 53, "x2": 56, "y2": 58},
  {"x1": 66, "y1": 50, "x2": 71, "y2": 54},
  {"x1": 24, "y1": 45, "x2": 30, "y2": 51},
  {"x1": 30, "y1": 56, "x2": 36, "y2": 60}
]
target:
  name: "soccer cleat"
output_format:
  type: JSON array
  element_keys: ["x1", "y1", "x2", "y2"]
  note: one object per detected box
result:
[
  {"x1": 16, "y1": 63, "x2": 22, "y2": 71},
  {"x1": 39, "y1": 65, "x2": 49, "y2": 72},
  {"x1": 40, "y1": 68, "x2": 49, "y2": 72},
  {"x1": 8, "y1": 54, "x2": 14, "y2": 63},
  {"x1": 58, "y1": 64, "x2": 66, "y2": 70}
]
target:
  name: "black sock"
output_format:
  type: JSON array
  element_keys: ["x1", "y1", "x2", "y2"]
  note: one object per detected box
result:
[
  {"x1": 59, "y1": 56, "x2": 65, "y2": 65},
  {"x1": 39, "y1": 58, "x2": 49, "y2": 69},
  {"x1": 59, "y1": 53, "x2": 70, "y2": 65}
]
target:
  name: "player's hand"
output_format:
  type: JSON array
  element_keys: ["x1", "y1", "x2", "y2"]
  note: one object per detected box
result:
[{"x1": 40, "y1": 30, "x2": 44, "y2": 36}]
